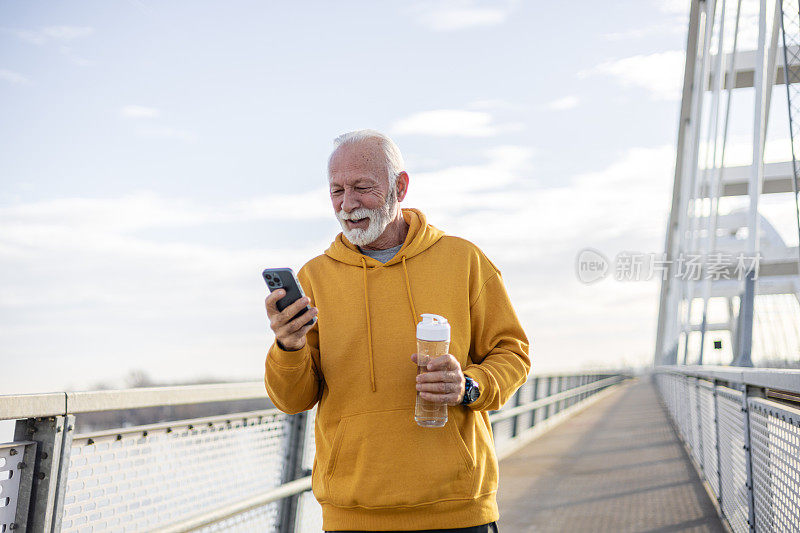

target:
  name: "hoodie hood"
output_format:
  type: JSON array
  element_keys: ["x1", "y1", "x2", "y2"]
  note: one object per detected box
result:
[
  {"x1": 323, "y1": 207, "x2": 445, "y2": 392},
  {"x1": 324, "y1": 208, "x2": 445, "y2": 267}
]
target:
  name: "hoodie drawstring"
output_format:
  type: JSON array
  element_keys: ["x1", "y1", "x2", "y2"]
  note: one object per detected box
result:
[
  {"x1": 360, "y1": 256, "x2": 377, "y2": 392},
  {"x1": 360, "y1": 254, "x2": 420, "y2": 393},
  {"x1": 401, "y1": 256, "x2": 418, "y2": 329}
]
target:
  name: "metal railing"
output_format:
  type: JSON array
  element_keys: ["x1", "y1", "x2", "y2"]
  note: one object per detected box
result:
[
  {"x1": 654, "y1": 366, "x2": 800, "y2": 533},
  {"x1": 0, "y1": 371, "x2": 629, "y2": 533}
]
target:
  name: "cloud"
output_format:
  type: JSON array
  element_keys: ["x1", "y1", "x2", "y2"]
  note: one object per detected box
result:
[
  {"x1": 0, "y1": 189, "x2": 332, "y2": 242},
  {"x1": 7, "y1": 25, "x2": 94, "y2": 45},
  {"x1": 581, "y1": 50, "x2": 685, "y2": 101},
  {"x1": 58, "y1": 44, "x2": 93, "y2": 67},
  {"x1": 1, "y1": 194, "x2": 211, "y2": 234},
  {"x1": 235, "y1": 187, "x2": 332, "y2": 221},
  {"x1": 602, "y1": 23, "x2": 685, "y2": 42},
  {"x1": 3, "y1": 25, "x2": 94, "y2": 67},
  {"x1": 402, "y1": 145, "x2": 534, "y2": 213},
  {"x1": 120, "y1": 105, "x2": 160, "y2": 119},
  {"x1": 392, "y1": 109, "x2": 522, "y2": 137},
  {"x1": 657, "y1": 0, "x2": 690, "y2": 16},
  {"x1": 599, "y1": 0, "x2": 688, "y2": 42},
  {"x1": 406, "y1": 144, "x2": 674, "y2": 263},
  {"x1": 410, "y1": 0, "x2": 518, "y2": 31},
  {"x1": 0, "y1": 190, "x2": 333, "y2": 309},
  {"x1": 136, "y1": 125, "x2": 198, "y2": 142},
  {"x1": 0, "y1": 190, "x2": 334, "y2": 393},
  {"x1": 42, "y1": 26, "x2": 94, "y2": 40},
  {"x1": 118, "y1": 106, "x2": 196, "y2": 142},
  {"x1": 467, "y1": 99, "x2": 528, "y2": 111},
  {"x1": 0, "y1": 68, "x2": 29, "y2": 84},
  {"x1": 545, "y1": 96, "x2": 580, "y2": 111}
]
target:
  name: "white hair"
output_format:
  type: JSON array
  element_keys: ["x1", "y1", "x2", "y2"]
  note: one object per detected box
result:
[{"x1": 329, "y1": 129, "x2": 405, "y2": 186}]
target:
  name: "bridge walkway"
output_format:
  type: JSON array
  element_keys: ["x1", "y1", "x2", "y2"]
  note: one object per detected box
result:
[{"x1": 497, "y1": 379, "x2": 726, "y2": 532}]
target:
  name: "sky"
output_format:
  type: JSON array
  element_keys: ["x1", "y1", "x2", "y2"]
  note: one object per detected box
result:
[{"x1": 3, "y1": 0, "x2": 789, "y2": 394}]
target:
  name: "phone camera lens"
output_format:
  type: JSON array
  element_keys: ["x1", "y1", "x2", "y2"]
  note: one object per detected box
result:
[
  {"x1": 268, "y1": 281, "x2": 275, "y2": 287},
  {"x1": 265, "y1": 273, "x2": 272, "y2": 280}
]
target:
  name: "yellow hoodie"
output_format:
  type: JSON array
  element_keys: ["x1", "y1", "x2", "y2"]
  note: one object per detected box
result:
[{"x1": 265, "y1": 208, "x2": 530, "y2": 531}]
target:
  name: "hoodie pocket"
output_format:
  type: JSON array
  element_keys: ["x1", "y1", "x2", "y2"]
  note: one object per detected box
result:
[{"x1": 323, "y1": 408, "x2": 475, "y2": 508}]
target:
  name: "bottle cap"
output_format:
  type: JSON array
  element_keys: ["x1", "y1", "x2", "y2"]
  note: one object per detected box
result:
[{"x1": 416, "y1": 313, "x2": 450, "y2": 342}]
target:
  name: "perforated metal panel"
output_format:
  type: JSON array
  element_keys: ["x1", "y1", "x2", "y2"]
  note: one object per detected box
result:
[
  {"x1": 716, "y1": 385, "x2": 749, "y2": 533},
  {"x1": 655, "y1": 371, "x2": 800, "y2": 532},
  {"x1": 657, "y1": 373, "x2": 692, "y2": 448},
  {"x1": 297, "y1": 406, "x2": 322, "y2": 533},
  {"x1": 490, "y1": 406, "x2": 515, "y2": 450},
  {"x1": 680, "y1": 376, "x2": 690, "y2": 441},
  {"x1": 490, "y1": 381, "x2": 525, "y2": 449},
  {"x1": 675, "y1": 375, "x2": 685, "y2": 439},
  {"x1": 698, "y1": 381, "x2": 719, "y2": 499},
  {"x1": 516, "y1": 378, "x2": 536, "y2": 429},
  {"x1": 748, "y1": 397, "x2": 800, "y2": 533},
  {"x1": 301, "y1": 406, "x2": 316, "y2": 473},
  {"x1": 196, "y1": 501, "x2": 279, "y2": 532},
  {"x1": 60, "y1": 410, "x2": 287, "y2": 532},
  {"x1": 672, "y1": 375, "x2": 686, "y2": 441},
  {"x1": 656, "y1": 374, "x2": 676, "y2": 423},
  {"x1": 1, "y1": 442, "x2": 34, "y2": 533},
  {"x1": 296, "y1": 491, "x2": 323, "y2": 533},
  {"x1": 687, "y1": 379, "x2": 701, "y2": 463}
]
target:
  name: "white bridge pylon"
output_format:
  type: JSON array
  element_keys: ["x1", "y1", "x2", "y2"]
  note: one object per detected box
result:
[{"x1": 655, "y1": 0, "x2": 800, "y2": 367}]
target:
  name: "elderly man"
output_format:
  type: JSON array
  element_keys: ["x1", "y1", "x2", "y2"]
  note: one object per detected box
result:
[{"x1": 264, "y1": 130, "x2": 530, "y2": 532}]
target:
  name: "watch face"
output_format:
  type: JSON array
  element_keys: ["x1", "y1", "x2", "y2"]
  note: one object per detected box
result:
[
  {"x1": 467, "y1": 387, "x2": 479, "y2": 402},
  {"x1": 463, "y1": 378, "x2": 479, "y2": 404}
]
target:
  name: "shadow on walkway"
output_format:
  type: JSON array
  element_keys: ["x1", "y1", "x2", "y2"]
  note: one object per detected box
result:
[{"x1": 497, "y1": 379, "x2": 725, "y2": 533}]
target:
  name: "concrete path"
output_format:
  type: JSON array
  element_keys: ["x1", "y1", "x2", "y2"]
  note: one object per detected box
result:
[{"x1": 497, "y1": 379, "x2": 726, "y2": 533}]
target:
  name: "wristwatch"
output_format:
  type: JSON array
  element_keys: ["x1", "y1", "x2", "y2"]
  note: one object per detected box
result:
[{"x1": 461, "y1": 376, "x2": 480, "y2": 406}]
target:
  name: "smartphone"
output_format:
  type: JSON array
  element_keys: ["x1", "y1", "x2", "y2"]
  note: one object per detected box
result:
[{"x1": 262, "y1": 267, "x2": 316, "y2": 327}]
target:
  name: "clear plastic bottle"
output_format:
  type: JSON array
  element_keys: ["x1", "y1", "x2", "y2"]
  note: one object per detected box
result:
[{"x1": 415, "y1": 313, "x2": 451, "y2": 428}]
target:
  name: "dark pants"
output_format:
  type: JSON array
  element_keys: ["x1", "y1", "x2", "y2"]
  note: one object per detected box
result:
[{"x1": 327, "y1": 522, "x2": 499, "y2": 533}]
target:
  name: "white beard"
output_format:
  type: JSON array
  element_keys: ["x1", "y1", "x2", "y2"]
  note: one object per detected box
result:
[{"x1": 337, "y1": 185, "x2": 398, "y2": 247}]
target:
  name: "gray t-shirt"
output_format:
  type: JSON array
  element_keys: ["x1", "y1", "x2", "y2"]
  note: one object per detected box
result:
[{"x1": 358, "y1": 244, "x2": 403, "y2": 263}]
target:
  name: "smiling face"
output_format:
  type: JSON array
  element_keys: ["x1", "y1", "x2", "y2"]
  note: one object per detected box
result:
[{"x1": 328, "y1": 140, "x2": 398, "y2": 246}]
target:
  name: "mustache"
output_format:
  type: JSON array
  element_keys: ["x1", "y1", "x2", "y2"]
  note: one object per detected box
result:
[{"x1": 337, "y1": 207, "x2": 378, "y2": 221}]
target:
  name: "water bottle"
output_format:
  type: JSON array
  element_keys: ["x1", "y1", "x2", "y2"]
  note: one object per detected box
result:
[{"x1": 415, "y1": 313, "x2": 450, "y2": 428}]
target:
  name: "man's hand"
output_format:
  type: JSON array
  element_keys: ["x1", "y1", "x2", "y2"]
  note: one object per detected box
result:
[
  {"x1": 412, "y1": 353, "x2": 465, "y2": 406},
  {"x1": 265, "y1": 289, "x2": 318, "y2": 351}
]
